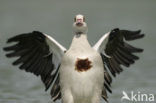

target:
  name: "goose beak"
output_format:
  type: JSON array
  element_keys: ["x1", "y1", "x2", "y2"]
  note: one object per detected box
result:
[{"x1": 76, "y1": 19, "x2": 83, "y2": 27}]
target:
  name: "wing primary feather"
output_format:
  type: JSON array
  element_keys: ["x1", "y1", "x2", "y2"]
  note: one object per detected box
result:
[
  {"x1": 116, "y1": 49, "x2": 135, "y2": 64},
  {"x1": 124, "y1": 42, "x2": 143, "y2": 53},
  {"x1": 45, "y1": 65, "x2": 60, "y2": 91},
  {"x1": 19, "y1": 49, "x2": 40, "y2": 70},
  {"x1": 103, "y1": 62, "x2": 112, "y2": 85},
  {"x1": 110, "y1": 58, "x2": 123, "y2": 73},
  {"x1": 113, "y1": 54, "x2": 130, "y2": 67},
  {"x1": 102, "y1": 87, "x2": 108, "y2": 103},
  {"x1": 108, "y1": 59, "x2": 121, "y2": 74},
  {"x1": 3, "y1": 43, "x2": 19, "y2": 51},
  {"x1": 104, "y1": 82, "x2": 112, "y2": 93},
  {"x1": 35, "y1": 58, "x2": 47, "y2": 76},
  {"x1": 41, "y1": 60, "x2": 51, "y2": 82},
  {"x1": 101, "y1": 54, "x2": 116, "y2": 77},
  {"x1": 115, "y1": 51, "x2": 132, "y2": 65},
  {"x1": 52, "y1": 91, "x2": 61, "y2": 101},
  {"x1": 43, "y1": 54, "x2": 54, "y2": 79},
  {"x1": 33, "y1": 58, "x2": 45, "y2": 76},
  {"x1": 26, "y1": 53, "x2": 43, "y2": 73},
  {"x1": 7, "y1": 33, "x2": 30, "y2": 43},
  {"x1": 51, "y1": 75, "x2": 61, "y2": 101},
  {"x1": 121, "y1": 30, "x2": 144, "y2": 41},
  {"x1": 12, "y1": 45, "x2": 39, "y2": 65},
  {"x1": 104, "y1": 72, "x2": 112, "y2": 86},
  {"x1": 118, "y1": 46, "x2": 139, "y2": 60},
  {"x1": 124, "y1": 34, "x2": 144, "y2": 41},
  {"x1": 106, "y1": 61, "x2": 116, "y2": 77},
  {"x1": 51, "y1": 76, "x2": 60, "y2": 97},
  {"x1": 6, "y1": 49, "x2": 29, "y2": 58}
]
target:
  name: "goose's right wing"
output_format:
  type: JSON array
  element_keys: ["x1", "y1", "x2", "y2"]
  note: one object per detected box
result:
[
  {"x1": 93, "y1": 28, "x2": 144, "y2": 101},
  {"x1": 3, "y1": 31, "x2": 66, "y2": 101}
]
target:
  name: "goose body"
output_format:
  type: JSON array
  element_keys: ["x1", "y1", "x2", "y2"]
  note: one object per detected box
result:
[
  {"x1": 3, "y1": 14, "x2": 144, "y2": 103},
  {"x1": 60, "y1": 34, "x2": 104, "y2": 103}
]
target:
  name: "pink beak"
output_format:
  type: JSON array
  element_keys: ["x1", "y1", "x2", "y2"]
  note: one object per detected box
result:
[{"x1": 77, "y1": 19, "x2": 83, "y2": 23}]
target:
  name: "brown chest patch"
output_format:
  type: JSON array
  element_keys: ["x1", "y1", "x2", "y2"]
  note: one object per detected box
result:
[{"x1": 75, "y1": 58, "x2": 92, "y2": 72}]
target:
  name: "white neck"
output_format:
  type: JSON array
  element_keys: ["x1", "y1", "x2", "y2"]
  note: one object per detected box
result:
[{"x1": 69, "y1": 34, "x2": 91, "y2": 51}]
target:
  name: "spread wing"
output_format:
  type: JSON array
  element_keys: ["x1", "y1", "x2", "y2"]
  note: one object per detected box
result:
[
  {"x1": 3, "y1": 31, "x2": 66, "y2": 101},
  {"x1": 93, "y1": 28, "x2": 144, "y2": 102}
]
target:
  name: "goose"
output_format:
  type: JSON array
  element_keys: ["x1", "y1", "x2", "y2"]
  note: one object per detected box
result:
[{"x1": 3, "y1": 14, "x2": 144, "y2": 103}]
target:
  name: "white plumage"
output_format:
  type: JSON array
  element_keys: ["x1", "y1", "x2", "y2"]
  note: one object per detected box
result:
[{"x1": 60, "y1": 34, "x2": 104, "y2": 103}]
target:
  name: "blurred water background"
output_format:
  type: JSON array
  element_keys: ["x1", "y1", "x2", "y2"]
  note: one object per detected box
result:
[{"x1": 0, "y1": 0, "x2": 156, "y2": 103}]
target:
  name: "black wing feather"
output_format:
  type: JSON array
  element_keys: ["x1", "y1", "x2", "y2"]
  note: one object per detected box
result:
[
  {"x1": 101, "y1": 28, "x2": 144, "y2": 100},
  {"x1": 3, "y1": 31, "x2": 61, "y2": 101}
]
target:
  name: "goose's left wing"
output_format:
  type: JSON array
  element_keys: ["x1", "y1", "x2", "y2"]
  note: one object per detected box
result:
[
  {"x1": 3, "y1": 31, "x2": 66, "y2": 101},
  {"x1": 93, "y1": 28, "x2": 144, "y2": 101}
]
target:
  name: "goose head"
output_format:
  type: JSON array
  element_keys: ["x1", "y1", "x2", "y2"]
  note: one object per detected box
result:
[{"x1": 73, "y1": 14, "x2": 88, "y2": 35}]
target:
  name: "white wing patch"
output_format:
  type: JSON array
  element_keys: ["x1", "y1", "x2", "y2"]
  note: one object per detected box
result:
[{"x1": 93, "y1": 32, "x2": 111, "y2": 58}]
